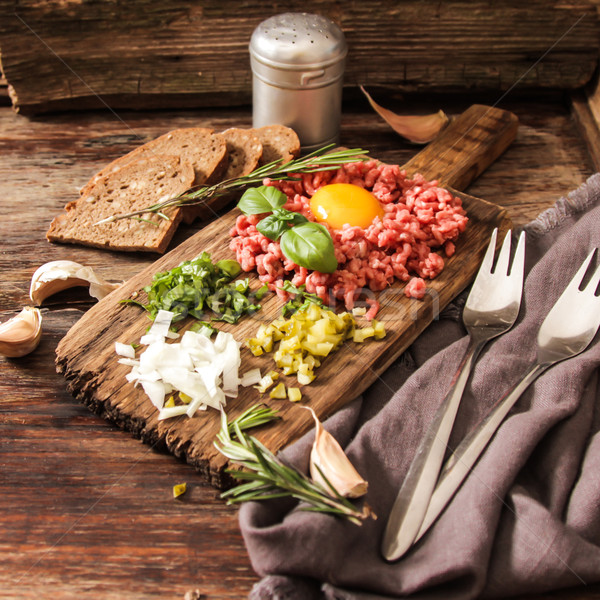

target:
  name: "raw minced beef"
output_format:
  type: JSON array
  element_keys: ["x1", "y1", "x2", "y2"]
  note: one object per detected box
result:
[{"x1": 229, "y1": 160, "x2": 468, "y2": 318}]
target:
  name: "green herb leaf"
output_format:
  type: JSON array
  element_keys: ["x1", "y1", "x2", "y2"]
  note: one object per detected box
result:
[
  {"x1": 256, "y1": 214, "x2": 291, "y2": 241},
  {"x1": 272, "y1": 208, "x2": 308, "y2": 224},
  {"x1": 279, "y1": 282, "x2": 327, "y2": 317},
  {"x1": 238, "y1": 185, "x2": 287, "y2": 215},
  {"x1": 256, "y1": 209, "x2": 309, "y2": 241},
  {"x1": 280, "y1": 222, "x2": 338, "y2": 273},
  {"x1": 132, "y1": 253, "x2": 263, "y2": 324},
  {"x1": 215, "y1": 259, "x2": 242, "y2": 278},
  {"x1": 227, "y1": 404, "x2": 280, "y2": 435}
]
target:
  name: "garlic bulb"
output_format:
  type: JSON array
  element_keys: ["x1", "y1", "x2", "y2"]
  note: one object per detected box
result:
[
  {"x1": 306, "y1": 406, "x2": 368, "y2": 499},
  {"x1": 361, "y1": 86, "x2": 449, "y2": 144},
  {"x1": 29, "y1": 260, "x2": 120, "y2": 305},
  {"x1": 0, "y1": 307, "x2": 42, "y2": 357}
]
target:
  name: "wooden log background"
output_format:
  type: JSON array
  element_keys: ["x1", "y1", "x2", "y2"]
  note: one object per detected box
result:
[{"x1": 0, "y1": 0, "x2": 599, "y2": 115}]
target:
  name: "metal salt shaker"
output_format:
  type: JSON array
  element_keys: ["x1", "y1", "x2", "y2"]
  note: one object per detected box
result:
[{"x1": 249, "y1": 12, "x2": 347, "y2": 152}]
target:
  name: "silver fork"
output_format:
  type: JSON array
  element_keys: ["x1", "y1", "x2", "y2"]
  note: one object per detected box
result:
[
  {"x1": 414, "y1": 248, "x2": 600, "y2": 543},
  {"x1": 382, "y1": 228, "x2": 526, "y2": 562}
]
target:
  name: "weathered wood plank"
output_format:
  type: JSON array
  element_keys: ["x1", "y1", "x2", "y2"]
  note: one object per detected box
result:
[{"x1": 0, "y1": 1, "x2": 598, "y2": 114}]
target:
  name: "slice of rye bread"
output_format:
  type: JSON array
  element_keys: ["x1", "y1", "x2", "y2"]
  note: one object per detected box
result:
[
  {"x1": 221, "y1": 128, "x2": 263, "y2": 180},
  {"x1": 78, "y1": 128, "x2": 228, "y2": 225},
  {"x1": 181, "y1": 127, "x2": 264, "y2": 224},
  {"x1": 80, "y1": 128, "x2": 227, "y2": 192},
  {"x1": 251, "y1": 125, "x2": 301, "y2": 166},
  {"x1": 47, "y1": 154, "x2": 195, "y2": 253}
]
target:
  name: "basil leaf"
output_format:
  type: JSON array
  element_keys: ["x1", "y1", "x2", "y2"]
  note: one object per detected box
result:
[
  {"x1": 280, "y1": 222, "x2": 338, "y2": 274},
  {"x1": 272, "y1": 208, "x2": 308, "y2": 225},
  {"x1": 257, "y1": 210, "x2": 309, "y2": 241},
  {"x1": 237, "y1": 185, "x2": 287, "y2": 215},
  {"x1": 257, "y1": 214, "x2": 291, "y2": 241}
]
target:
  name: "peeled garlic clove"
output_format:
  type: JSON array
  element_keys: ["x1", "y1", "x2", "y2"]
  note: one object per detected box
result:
[
  {"x1": 0, "y1": 307, "x2": 42, "y2": 357},
  {"x1": 29, "y1": 260, "x2": 120, "y2": 305},
  {"x1": 306, "y1": 406, "x2": 368, "y2": 499},
  {"x1": 360, "y1": 86, "x2": 449, "y2": 144}
]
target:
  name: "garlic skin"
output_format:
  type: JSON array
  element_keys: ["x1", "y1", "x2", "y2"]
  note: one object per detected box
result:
[
  {"x1": 0, "y1": 307, "x2": 42, "y2": 357},
  {"x1": 306, "y1": 406, "x2": 368, "y2": 499},
  {"x1": 29, "y1": 260, "x2": 120, "y2": 305},
  {"x1": 360, "y1": 86, "x2": 449, "y2": 144}
]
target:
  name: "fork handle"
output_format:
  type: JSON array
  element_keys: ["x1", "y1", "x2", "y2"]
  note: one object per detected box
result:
[
  {"x1": 414, "y1": 361, "x2": 550, "y2": 543},
  {"x1": 381, "y1": 335, "x2": 487, "y2": 562}
]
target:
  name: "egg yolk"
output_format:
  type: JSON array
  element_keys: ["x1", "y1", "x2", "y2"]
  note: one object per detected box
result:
[{"x1": 309, "y1": 183, "x2": 384, "y2": 230}]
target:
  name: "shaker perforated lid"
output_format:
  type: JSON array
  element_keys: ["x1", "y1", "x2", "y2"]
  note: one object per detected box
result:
[{"x1": 249, "y1": 12, "x2": 347, "y2": 70}]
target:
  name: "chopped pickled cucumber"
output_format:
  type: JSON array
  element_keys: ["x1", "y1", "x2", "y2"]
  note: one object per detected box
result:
[
  {"x1": 269, "y1": 382, "x2": 287, "y2": 399},
  {"x1": 173, "y1": 483, "x2": 187, "y2": 498},
  {"x1": 287, "y1": 387, "x2": 302, "y2": 402},
  {"x1": 245, "y1": 303, "x2": 385, "y2": 385}
]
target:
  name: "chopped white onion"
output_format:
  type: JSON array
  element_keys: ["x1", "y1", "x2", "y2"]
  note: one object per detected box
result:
[
  {"x1": 117, "y1": 358, "x2": 140, "y2": 367},
  {"x1": 115, "y1": 342, "x2": 136, "y2": 358},
  {"x1": 152, "y1": 310, "x2": 175, "y2": 337},
  {"x1": 141, "y1": 380, "x2": 167, "y2": 409},
  {"x1": 115, "y1": 323, "x2": 242, "y2": 420},
  {"x1": 158, "y1": 405, "x2": 190, "y2": 421},
  {"x1": 240, "y1": 368, "x2": 262, "y2": 387}
]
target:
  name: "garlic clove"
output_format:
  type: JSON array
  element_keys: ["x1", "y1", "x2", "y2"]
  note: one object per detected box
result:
[
  {"x1": 0, "y1": 307, "x2": 42, "y2": 357},
  {"x1": 360, "y1": 86, "x2": 449, "y2": 144},
  {"x1": 306, "y1": 406, "x2": 368, "y2": 499},
  {"x1": 29, "y1": 260, "x2": 121, "y2": 305}
]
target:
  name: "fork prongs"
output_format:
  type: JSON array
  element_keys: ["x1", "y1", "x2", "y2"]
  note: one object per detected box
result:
[
  {"x1": 478, "y1": 227, "x2": 500, "y2": 274},
  {"x1": 555, "y1": 248, "x2": 600, "y2": 303},
  {"x1": 478, "y1": 228, "x2": 526, "y2": 279},
  {"x1": 577, "y1": 248, "x2": 600, "y2": 295}
]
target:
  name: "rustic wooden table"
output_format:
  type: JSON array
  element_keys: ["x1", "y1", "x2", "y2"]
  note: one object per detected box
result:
[{"x1": 1, "y1": 93, "x2": 599, "y2": 599}]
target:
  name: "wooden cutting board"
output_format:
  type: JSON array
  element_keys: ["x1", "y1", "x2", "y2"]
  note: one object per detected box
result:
[{"x1": 56, "y1": 104, "x2": 516, "y2": 489}]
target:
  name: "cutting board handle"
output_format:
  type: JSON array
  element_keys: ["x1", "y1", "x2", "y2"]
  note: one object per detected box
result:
[{"x1": 401, "y1": 104, "x2": 518, "y2": 192}]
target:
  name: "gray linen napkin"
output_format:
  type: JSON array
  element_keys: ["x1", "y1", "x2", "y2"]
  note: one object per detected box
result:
[{"x1": 240, "y1": 173, "x2": 600, "y2": 600}]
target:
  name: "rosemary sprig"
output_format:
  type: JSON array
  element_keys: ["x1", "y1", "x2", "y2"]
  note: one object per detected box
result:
[
  {"x1": 227, "y1": 403, "x2": 281, "y2": 435},
  {"x1": 215, "y1": 407, "x2": 373, "y2": 525},
  {"x1": 95, "y1": 144, "x2": 369, "y2": 225}
]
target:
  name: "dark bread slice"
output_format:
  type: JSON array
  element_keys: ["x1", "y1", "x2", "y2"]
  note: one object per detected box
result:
[
  {"x1": 251, "y1": 125, "x2": 300, "y2": 166},
  {"x1": 78, "y1": 128, "x2": 228, "y2": 225},
  {"x1": 47, "y1": 154, "x2": 195, "y2": 253},
  {"x1": 221, "y1": 128, "x2": 263, "y2": 179},
  {"x1": 80, "y1": 128, "x2": 227, "y2": 192}
]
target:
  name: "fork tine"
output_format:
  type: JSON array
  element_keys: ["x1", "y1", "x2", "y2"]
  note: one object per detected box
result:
[
  {"x1": 512, "y1": 230, "x2": 526, "y2": 277},
  {"x1": 478, "y1": 227, "x2": 499, "y2": 276},
  {"x1": 494, "y1": 227, "x2": 513, "y2": 276},
  {"x1": 583, "y1": 249, "x2": 600, "y2": 294},
  {"x1": 565, "y1": 249, "x2": 597, "y2": 295}
]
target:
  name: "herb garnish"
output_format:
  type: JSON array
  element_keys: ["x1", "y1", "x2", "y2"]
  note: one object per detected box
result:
[
  {"x1": 95, "y1": 145, "x2": 368, "y2": 225},
  {"x1": 226, "y1": 403, "x2": 281, "y2": 436},
  {"x1": 125, "y1": 252, "x2": 268, "y2": 324},
  {"x1": 238, "y1": 185, "x2": 337, "y2": 274},
  {"x1": 279, "y1": 281, "x2": 327, "y2": 317},
  {"x1": 215, "y1": 407, "x2": 373, "y2": 525}
]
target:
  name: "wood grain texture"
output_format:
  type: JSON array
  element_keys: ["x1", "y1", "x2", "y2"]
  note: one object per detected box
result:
[
  {"x1": 0, "y1": 1, "x2": 598, "y2": 114},
  {"x1": 54, "y1": 105, "x2": 513, "y2": 489},
  {"x1": 0, "y1": 95, "x2": 598, "y2": 599}
]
